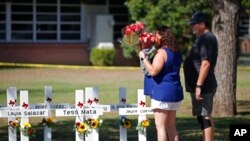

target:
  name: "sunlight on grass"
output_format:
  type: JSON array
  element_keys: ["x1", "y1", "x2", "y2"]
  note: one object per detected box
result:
[{"x1": 0, "y1": 67, "x2": 250, "y2": 141}]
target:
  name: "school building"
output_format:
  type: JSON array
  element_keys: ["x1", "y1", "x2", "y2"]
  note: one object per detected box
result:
[{"x1": 0, "y1": 0, "x2": 140, "y2": 66}]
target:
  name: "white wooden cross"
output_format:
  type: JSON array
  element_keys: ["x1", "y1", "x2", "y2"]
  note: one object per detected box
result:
[
  {"x1": 119, "y1": 89, "x2": 153, "y2": 141},
  {"x1": 109, "y1": 87, "x2": 139, "y2": 141},
  {"x1": 0, "y1": 88, "x2": 49, "y2": 141},
  {"x1": 55, "y1": 87, "x2": 104, "y2": 141},
  {"x1": 75, "y1": 89, "x2": 85, "y2": 141},
  {"x1": 118, "y1": 87, "x2": 128, "y2": 141},
  {"x1": 7, "y1": 87, "x2": 18, "y2": 141},
  {"x1": 27, "y1": 86, "x2": 71, "y2": 141},
  {"x1": 44, "y1": 86, "x2": 52, "y2": 141},
  {"x1": 84, "y1": 87, "x2": 99, "y2": 141}
]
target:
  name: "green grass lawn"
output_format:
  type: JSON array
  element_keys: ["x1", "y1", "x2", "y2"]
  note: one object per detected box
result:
[{"x1": 0, "y1": 66, "x2": 250, "y2": 141}]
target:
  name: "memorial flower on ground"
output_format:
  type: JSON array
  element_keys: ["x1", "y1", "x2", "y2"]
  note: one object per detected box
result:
[
  {"x1": 75, "y1": 121, "x2": 91, "y2": 136},
  {"x1": 20, "y1": 122, "x2": 36, "y2": 138},
  {"x1": 86, "y1": 118, "x2": 103, "y2": 129},
  {"x1": 136, "y1": 118, "x2": 151, "y2": 133},
  {"x1": 42, "y1": 117, "x2": 56, "y2": 128},
  {"x1": 120, "y1": 116, "x2": 131, "y2": 129}
]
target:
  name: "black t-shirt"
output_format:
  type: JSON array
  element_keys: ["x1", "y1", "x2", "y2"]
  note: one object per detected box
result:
[{"x1": 183, "y1": 31, "x2": 218, "y2": 93}]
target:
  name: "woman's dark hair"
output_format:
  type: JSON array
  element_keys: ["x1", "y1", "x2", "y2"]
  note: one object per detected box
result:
[{"x1": 156, "y1": 25, "x2": 179, "y2": 52}]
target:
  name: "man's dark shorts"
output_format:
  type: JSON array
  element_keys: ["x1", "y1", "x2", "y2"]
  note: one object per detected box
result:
[{"x1": 190, "y1": 89, "x2": 216, "y2": 116}]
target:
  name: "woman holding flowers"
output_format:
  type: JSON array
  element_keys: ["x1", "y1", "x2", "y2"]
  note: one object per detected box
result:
[{"x1": 139, "y1": 26, "x2": 183, "y2": 141}]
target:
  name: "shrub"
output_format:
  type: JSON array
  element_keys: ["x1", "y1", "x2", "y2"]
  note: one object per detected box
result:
[{"x1": 90, "y1": 48, "x2": 115, "y2": 66}]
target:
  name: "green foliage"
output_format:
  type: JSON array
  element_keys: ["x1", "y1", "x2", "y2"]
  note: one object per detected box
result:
[
  {"x1": 123, "y1": 0, "x2": 250, "y2": 58},
  {"x1": 241, "y1": 0, "x2": 250, "y2": 15},
  {"x1": 90, "y1": 48, "x2": 115, "y2": 66},
  {"x1": 124, "y1": 0, "x2": 211, "y2": 57}
]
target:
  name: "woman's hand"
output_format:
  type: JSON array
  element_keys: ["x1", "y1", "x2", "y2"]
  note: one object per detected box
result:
[{"x1": 138, "y1": 51, "x2": 146, "y2": 59}]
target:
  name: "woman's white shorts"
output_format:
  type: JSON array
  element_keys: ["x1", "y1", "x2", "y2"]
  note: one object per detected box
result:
[{"x1": 151, "y1": 99, "x2": 182, "y2": 110}]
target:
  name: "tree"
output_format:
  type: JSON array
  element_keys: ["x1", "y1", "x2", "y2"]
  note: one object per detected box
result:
[
  {"x1": 125, "y1": 0, "x2": 211, "y2": 54},
  {"x1": 210, "y1": 0, "x2": 240, "y2": 116},
  {"x1": 125, "y1": 0, "x2": 249, "y2": 117}
]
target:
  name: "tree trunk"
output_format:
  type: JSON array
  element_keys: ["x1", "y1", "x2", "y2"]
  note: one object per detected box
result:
[{"x1": 210, "y1": 0, "x2": 240, "y2": 117}]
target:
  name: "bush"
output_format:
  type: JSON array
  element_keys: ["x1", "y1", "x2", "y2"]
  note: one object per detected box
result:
[{"x1": 90, "y1": 48, "x2": 116, "y2": 66}]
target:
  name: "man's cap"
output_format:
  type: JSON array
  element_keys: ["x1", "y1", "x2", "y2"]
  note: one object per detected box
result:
[{"x1": 188, "y1": 11, "x2": 207, "y2": 25}]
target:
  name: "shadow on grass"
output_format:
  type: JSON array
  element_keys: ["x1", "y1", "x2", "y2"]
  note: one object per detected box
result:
[
  {"x1": 237, "y1": 100, "x2": 250, "y2": 115},
  {"x1": 1, "y1": 116, "x2": 250, "y2": 141}
]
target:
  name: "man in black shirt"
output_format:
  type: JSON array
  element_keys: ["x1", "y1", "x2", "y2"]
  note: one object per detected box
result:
[{"x1": 183, "y1": 11, "x2": 218, "y2": 141}]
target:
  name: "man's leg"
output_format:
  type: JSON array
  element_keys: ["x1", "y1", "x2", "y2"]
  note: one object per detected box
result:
[{"x1": 197, "y1": 115, "x2": 214, "y2": 141}]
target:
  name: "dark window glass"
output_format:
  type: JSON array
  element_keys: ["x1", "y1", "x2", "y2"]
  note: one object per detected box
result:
[
  {"x1": 12, "y1": 14, "x2": 32, "y2": 21},
  {"x1": 61, "y1": 0, "x2": 80, "y2": 4},
  {"x1": 109, "y1": 0, "x2": 126, "y2": 5},
  {"x1": 114, "y1": 24, "x2": 125, "y2": 31},
  {"x1": 61, "y1": 15, "x2": 80, "y2": 22},
  {"x1": 61, "y1": 6, "x2": 80, "y2": 13},
  {"x1": 61, "y1": 24, "x2": 80, "y2": 31},
  {"x1": 61, "y1": 33, "x2": 80, "y2": 40},
  {"x1": 114, "y1": 32, "x2": 122, "y2": 40},
  {"x1": 0, "y1": 14, "x2": 5, "y2": 21},
  {"x1": 36, "y1": 0, "x2": 57, "y2": 4},
  {"x1": 37, "y1": 15, "x2": 57, "y2": 22},
  {"x1": 12, "y1": 33, "x2": 32, "y2": 40},
  {"x1": 12, "y1": 24, "x2": 32, "y2": 31},
  {"x1": 37, "y1": 24, "x2": 57, "y2": 32},
  {"x1": 82, "y1": 0, "x2": 106, "y2": 5},
  {"x1": 12, "y1": 5, "x2": 33, "y2": 12},
  {"x1": 113, "y1": 15, "x2": 129, "y2": 22},
  {"x1": 0, "y1": 24, "x2": 5, "y2": 30},
  {"x1": 37, "y1": 33, "x2": 57, "y2": 40},
  {"x1": 0, "y1": 33, "x2": 5, "y2": 39},
  {"x1": 0, "y1": 5, "x2": 5, "y2": 11},
  {"x1": 37, "y1": 6, "x2": 57, "y2": 13},
  {"x1": 109, "y1": 7, "x2": 128, "y2": 14},
  {"x1": 12, "y1": 0, "x2": 33, "y2": 3}
]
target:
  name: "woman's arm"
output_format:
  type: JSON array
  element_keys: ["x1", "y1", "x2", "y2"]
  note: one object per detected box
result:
[{"x1": 139, "y1": 49, "x2": 166, "y2": 76}]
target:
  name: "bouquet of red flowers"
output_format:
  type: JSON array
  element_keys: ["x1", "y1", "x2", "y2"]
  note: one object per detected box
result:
[
  {"x1": 119, "y1": 21, "x2": 156, "y2": 58},
  {"x1": 119, "y1": 21, "x2": 157, "y2": 76}
]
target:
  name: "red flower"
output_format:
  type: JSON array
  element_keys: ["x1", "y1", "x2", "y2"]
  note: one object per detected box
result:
[
  {"x1": 88, "y1": 118, "x2": 92, "y2": 123},
  {"x1": 76, "y1": 122, "x2": 80, "y2": 126},
  {"x1": 125, "y1": 26, "x2": 133, "y2": 35},
  {"x1": 28, "y1": 129, "x2": 34, "y2": 135},
  {"x1": 124, "y1": 21, "x2": 145, "y2": 36},
  {"x1": 140, "y1": 32, "x2": 155, "y2": 49},
  {"x1": 119, "y1": 21, "x2": 155, "y2": 56}
]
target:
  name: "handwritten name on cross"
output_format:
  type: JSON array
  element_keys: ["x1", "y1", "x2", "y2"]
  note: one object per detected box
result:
[{"x1": 119, "y1": 89, "x2": 153, "y2": 141}]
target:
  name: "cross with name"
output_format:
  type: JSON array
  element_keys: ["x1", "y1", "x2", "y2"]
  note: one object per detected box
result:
[
  {"x1": 119, "y1": 89, "x2": 153, "y2": 141},
  {"x1": 0, "y1": 87, "x2": 49, "y2": 141},
  {"x1": 55, "y1": 87, "x2": 110, "y2": 141}
]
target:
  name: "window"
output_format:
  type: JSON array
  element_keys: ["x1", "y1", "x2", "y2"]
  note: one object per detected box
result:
[
  {"x1": 239, "y1": 16, "x2": 250, "y2": 39},
  {"x1": 60, "y1": 4, "x2": 81, "y2": 41},
  {"x1": 36, "y1": 1, "x2": 57, "y2": 41},
  {"x1": 0, "y1": 3, "x2": 5, "y2": 41},
  {"x1": 1, "y1": 0, "x2": 83, "y2": 42},
  {"x1": 11, "y1": 3, "x2": 33, "y2": 41}
]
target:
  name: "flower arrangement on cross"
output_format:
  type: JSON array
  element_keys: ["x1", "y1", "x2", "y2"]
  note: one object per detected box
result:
[
  {"x1": 8, "y1": 118, "x2": 20, "y2": 133},
  {"x1": 20, "y1": 122, "x2": 36, "y2": 138},
  {"x1": 136, "y1": 118, "x2": 151, "y2": 133},
  {"x1": 42, "y1": 117, "x2": 56, "y2": 128},
  {"x1": 74, "y1": 118, "x2": 103, "y2": 136},
  {"x1": 119, "y1": 116, "x2": 131, "y2": 129}
]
